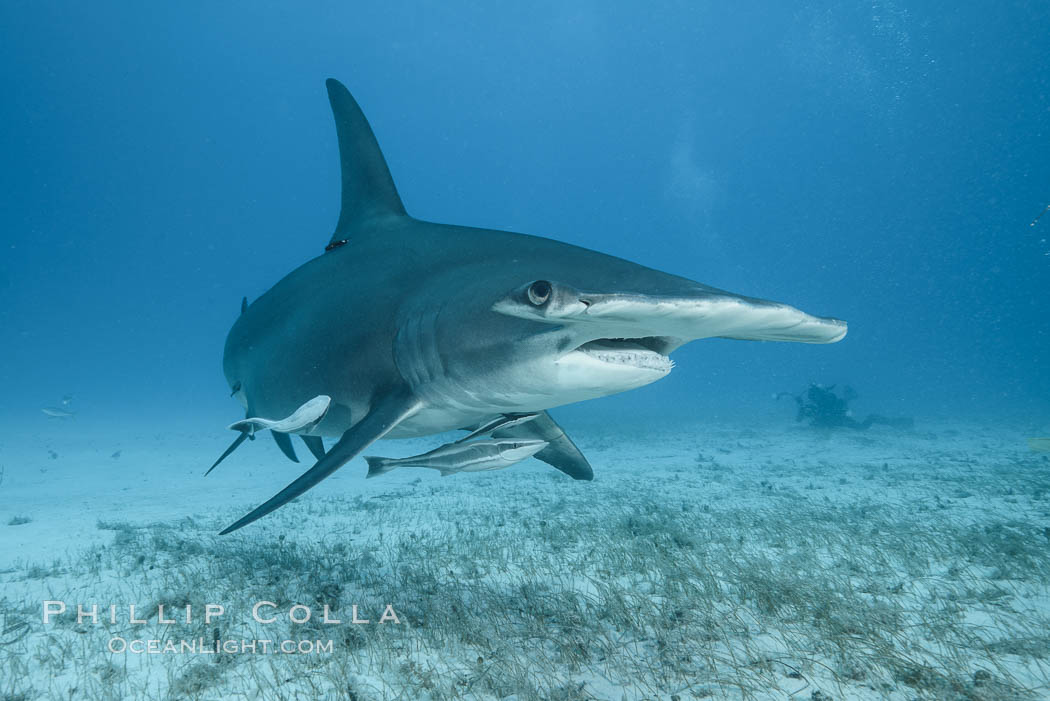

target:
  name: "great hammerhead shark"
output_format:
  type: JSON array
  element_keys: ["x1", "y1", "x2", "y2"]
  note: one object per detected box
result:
[{"x1": 213, "y1": 78, "x2": 847, "y2": 534}]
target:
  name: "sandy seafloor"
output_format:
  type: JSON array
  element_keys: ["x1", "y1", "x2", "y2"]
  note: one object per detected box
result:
[{"x1": 2, "y1": 414, "x2": 1049, "y2": 701}]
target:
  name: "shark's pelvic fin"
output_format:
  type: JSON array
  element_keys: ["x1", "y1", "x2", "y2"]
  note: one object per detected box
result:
[
  {"x1": 301, "y1": 434, "x2": 326, "y2": 460},
  {"x1": 272, "y1": 431, "x2": 299, "y2": 463},
  {"x1": 326, "y1": 78, "x2": 406, "y2": 244},
  {"x1": 219, "y1": 388, "x2": 422, "y2": 534},
  {"x1": 492, "y1": 411, "x2": 593, "y2": 480}
]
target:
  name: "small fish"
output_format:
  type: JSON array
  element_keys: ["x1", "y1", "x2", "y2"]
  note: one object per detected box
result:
[
  {"x1": 364, "y1": 438, "x2": 548, "y2": 478},
  {"x1": 61, "y1": 394, "x2": 74, "y2": 406},
  {"x1": 41, "y1": 407, "x2": 75, "y2": 419},
  {"x1": 1028, "y1": 437, "x2": 1050, "y2": 452},
  {"x1": 111, "y1": 450, "x2": 122, "y2": 460},
  {"x1": 455, "y1": 412, "x2": 539, "y2": 443},
  {"x1": 227, "y1": 395, "x2": 331, "y2": 434}
]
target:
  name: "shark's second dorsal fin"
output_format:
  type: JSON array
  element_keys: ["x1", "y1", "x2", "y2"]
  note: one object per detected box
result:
[{"x1": 326, "y1": 78, "x2": 406, "y2": 245}]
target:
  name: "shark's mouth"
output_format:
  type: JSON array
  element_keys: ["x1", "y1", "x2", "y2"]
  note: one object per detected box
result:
[{"x1": 575, "y1": 337, "x2": 675, "y2": 372}]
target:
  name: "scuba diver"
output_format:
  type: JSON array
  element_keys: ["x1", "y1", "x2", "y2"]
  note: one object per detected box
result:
[{"x1": 777, "y1": 384, "x2": 913, "y2": 430}]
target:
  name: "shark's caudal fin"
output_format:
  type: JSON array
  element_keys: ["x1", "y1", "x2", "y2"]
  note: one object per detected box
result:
[{"x1": 326, "y1": 78, "x2": 407, "y2": 245}]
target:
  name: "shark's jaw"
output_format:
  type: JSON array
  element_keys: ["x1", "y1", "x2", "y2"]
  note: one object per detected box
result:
[
  {"x1": 391, "y1": 325, "x2": 677, "y2": 437},
  {"x1": 550, "y1": 336, "x2": 674, "y2": 397},
  {"x1": 570, "y1": 337, "x2": 675, "y2": 373}
]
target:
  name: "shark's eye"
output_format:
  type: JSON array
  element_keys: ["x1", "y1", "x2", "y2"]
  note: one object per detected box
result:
[{"x1": 527, "y1": 280, "x2": 552, "y2": 306}]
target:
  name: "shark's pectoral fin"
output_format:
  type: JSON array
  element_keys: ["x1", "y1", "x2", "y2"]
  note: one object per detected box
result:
[
  {"x1": 219, "y1": 388, "x2": 422, "y2": 534},
  {"x1": 301, "y1": 435, "x2": 326, "y2": 460},
  {"x1": 492, "y1": 411, "x2": 593, "y2": 481},
  {"x1": 272, "y1": 431, "x2": 299, "y2": 463}
]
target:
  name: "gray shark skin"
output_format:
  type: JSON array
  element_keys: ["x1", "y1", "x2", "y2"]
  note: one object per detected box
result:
[{"x1": 216, "y1": 78, "x2": 846, "y2": 534}]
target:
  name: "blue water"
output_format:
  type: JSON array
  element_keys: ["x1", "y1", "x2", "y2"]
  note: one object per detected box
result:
[
  {"x1": 5, "y1": 7, "x2": 1050, "y2": 699},
  {"x1": 2, "y1": 2, "x2": 1048, "y2": 427}
]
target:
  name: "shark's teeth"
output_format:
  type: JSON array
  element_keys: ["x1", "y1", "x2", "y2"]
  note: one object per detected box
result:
[{"x1": 577, "y1": 341, "x2": 672, "y2": 372}]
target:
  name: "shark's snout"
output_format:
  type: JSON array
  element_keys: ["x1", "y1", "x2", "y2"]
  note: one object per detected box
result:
[
  {"x1": 494, "y1": 280, "x2": 847, "y2": 352},
  {"x1": 576, "y1": 290, "x2": 848, "y2": 345}
]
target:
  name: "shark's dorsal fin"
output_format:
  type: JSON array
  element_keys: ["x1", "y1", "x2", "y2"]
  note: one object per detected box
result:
[{"x1": 326, "y1": 78, "x2": 406, "y2": 245}]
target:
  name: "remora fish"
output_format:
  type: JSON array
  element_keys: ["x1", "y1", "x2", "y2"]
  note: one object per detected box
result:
[
  {"x1": 207, "y1": 396, "x2": 331, "y2": 476},
  {"x1": 228, "y1": 395, "x2": 332, "y2": 435},
  {"x1": 364, "y1": 438, "x2": 549, "y2": 478},
  {"x1": 455, "y1": 413, "x2": 539, "y2": 443}
]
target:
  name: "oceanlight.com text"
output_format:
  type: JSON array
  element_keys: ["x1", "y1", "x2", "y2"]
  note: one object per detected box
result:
[{"x1": 108, "y1": 637, "x2": 334, "y2": 655}]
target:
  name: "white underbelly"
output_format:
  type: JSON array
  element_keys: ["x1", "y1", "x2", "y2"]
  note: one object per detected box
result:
[{"x1": 386, "y1": 405, "x2": 489, "y2": 439}]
